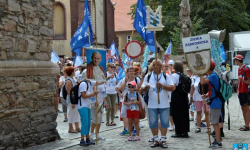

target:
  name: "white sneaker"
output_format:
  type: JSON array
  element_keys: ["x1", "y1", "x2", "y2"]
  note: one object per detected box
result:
[
  {"x1": 168, "y1": 126, "x2": 175, "y2": 131},
  {"x1": 97, "y1": 134, "x2": 105, "y2": 140},
  {"x1": 90, "y1": 133, "x2": 96, "y2": 141},
  {"x1": 139, "y1": 122, "x2": 145, "y2": 129}
]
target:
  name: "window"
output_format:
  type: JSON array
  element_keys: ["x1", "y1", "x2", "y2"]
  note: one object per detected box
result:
[
  {"x1": 127, "y1": 36, "x2": 131, "y2": 43},
  {"x1": 54, "y1": 2, "x2": 66, "y2": 40}
]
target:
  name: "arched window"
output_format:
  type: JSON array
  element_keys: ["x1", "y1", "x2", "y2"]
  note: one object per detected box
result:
[{"x1": 54, "y1": 2, "x2": 66, "y2": 40}]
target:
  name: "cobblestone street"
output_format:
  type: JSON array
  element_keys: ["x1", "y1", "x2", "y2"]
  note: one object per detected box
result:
[{"x1": 24, "y1": 94, "x2": 250, "y2": 150}]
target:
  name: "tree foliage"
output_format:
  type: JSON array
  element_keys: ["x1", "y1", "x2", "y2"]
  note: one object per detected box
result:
[{"x1": 128, "y1": 0, "x2": 250, "y2": 54}]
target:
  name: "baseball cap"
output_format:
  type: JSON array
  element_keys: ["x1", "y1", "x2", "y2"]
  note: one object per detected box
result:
[
  {"x1": 168, "y1": 60, "x2": 174, "y2": 65},
  {"x1": 128, "y1": 81, "x2": 136, "y2": 86},
  {"x1": 210, "y1": 61, "x2": 215, "y2": 71},
  {"x1": 233, "y1": 54, "x2": 244, "y2": 60}
]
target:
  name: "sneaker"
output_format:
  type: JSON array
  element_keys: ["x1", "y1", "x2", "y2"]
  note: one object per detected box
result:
[
  {"x1": 134, "y1": 136, "x2": 141, "y2": 141},
  {"x1": 168, "y1": 126, "x2": 175, "y2": 131},
  {"x1": 80, "y1": 140, "x2": 88, "y2": 146},
  {"x1": 148, "y1": 137, "x2": 154, "y2": 142},
  {"x1": 206, "y1": 128, "x2": 211, "y2": 133},
  {"x1": 58, "y1": 110, "x2": 63, "y2": 113},
  {"x1": 128, "y1": 136, "x2": 133, "y2": 141},
  {"x1": 190, "y1": 117, "x2": 194, "y2": 121},
  {"x1": 120, "y1": 129, "x2": 128, "y2": 136},
  {"x1": 132, "y1": 129, "x2": 137, "y2": 136},
  {"x1": 90, "y1": 133, "x2": 96, "y2": 141},
  {"x1": 209, "y1": 142, "x2": 222, "y2": 149},
  {"x1": 139, "y1": 122, "x2": 145, "y2": 128},
  {"x1": 63, "y1": 118, "x2": 68, "y2": 122},
  {"x1": 210, "y1": 130, "x2": 215, "y2": 136},
  {"x1": 86, "y1": 139, "x2": 95, "y2": 145},
  {"x1": 97, "y1": 134, "x2": 105, "y2": 140},
  {"x1": 195, "y1": 128, "x2": 201, "y2": 133},
  {"x1": 196, "y1": 122, "x2": 207, "y2": 127}
]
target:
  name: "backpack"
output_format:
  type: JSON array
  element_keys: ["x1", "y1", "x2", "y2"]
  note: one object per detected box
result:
[
  {"x1": 177, "y1": 72, "x2": 191, "y2": 94},
  {"x1": 210, "y1": 73, "x2": 232, "y2": 102},
  {"x1": 62, "y1": 79, "x2": 72, "y2": 100},
  {"x1": 70, "y1": 80, "x2": 88, "y2": 106},
  {"x1": 144, "y1": 66, "x2": 149, "y2": 76},
  {"x1": 144, "y1": 72, "x2": 167, "y2": 105},
  {"x1": 135, "y1": 76, "x2": 141, "y2": 84},
  {"x1": 242, "y1": 65, "x2": 250, "y2": 92}
]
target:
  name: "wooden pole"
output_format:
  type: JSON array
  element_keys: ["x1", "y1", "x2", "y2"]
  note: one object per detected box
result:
[
  {"x1": 88, "y1": 28, "x2": 91, "y2": 46},
  {"x1": 154, "y1": 31, "x2": 160, "y2": 104},
  {"x1": 201, "y1": 83, "x2": 211, "y2": 146},
  {"x1": 95, "y1": 38, "x2": 98, "y2": 145}
]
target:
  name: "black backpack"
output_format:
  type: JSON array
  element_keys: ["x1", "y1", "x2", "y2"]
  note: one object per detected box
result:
[
  {"x1": 62, "y1": 79, "x2": 72, "y2": 100},
  {"x1": 70, "y1": 80, "x2": 88, "y2": 106},
  {"x1": 177, "y1": 72, "x2": 191, "y2": 94}
]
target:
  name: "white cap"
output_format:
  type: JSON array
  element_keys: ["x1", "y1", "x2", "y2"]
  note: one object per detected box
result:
[
  {"x1": 168, "y1": 60, "x2": 174, "y2": 65},
  {"x1": 186, "y1": 67, "x2": 190, "y2": 71}
]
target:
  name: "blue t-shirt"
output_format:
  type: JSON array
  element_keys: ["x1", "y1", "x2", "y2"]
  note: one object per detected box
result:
[{"x1": 208, "y1": 73, "x2": 222, "y2": 109}]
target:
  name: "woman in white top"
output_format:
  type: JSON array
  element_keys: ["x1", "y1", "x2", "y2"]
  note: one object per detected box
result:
[
  {"x1": 190, "y1": 75, "x2": 210, "y2": 133},
  {"x1": 106, "y1": 63, "x2": 118, "y2": 126},
  {"x1": 65, "y1": 66, "x2": 80, "y2": 133},
  {"x1": 59, "y1": 69, "x2": 68, "y2": 122}
]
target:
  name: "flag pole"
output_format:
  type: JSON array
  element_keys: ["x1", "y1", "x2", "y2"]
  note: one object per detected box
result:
[
  {"x1": 95, "y1": 37, "x2": 98, "y2": 145},
  {"x1": 88, "y1": 28, "x2": 91, "y2": 46},
  {"x1": 154, "y1": 31, "x2": 160, "y2": 104}
]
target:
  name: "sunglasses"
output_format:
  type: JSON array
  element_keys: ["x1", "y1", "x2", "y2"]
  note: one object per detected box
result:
[
  {"x1": 128, "y1": 85, "x2": 135, "y2": 88},
  {"x1": 109, "y1": 66, "x2": 115, "y2": 68},
  {"x1": 169, "y1": 64, "x2": 173, "y2": 66}
]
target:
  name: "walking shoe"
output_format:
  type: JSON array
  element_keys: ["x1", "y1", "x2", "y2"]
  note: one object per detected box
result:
[
  {"x1": 132, "y1": 129, "x2": 137, "y2": 136},
  {"x1": 128, "y1": 136, "x2": 133, "y2": 141},
  {"x1": 134, "y1": 136, "x2": 141, "y2": 141},
  {"x1": 168, "y1": 126, "x2": 175, "y2": 131},
  {"x1": 195, "y1": 128, "x2": 201, "y2": 133},
  {"x1": 97, "y1": 134, "x2": 105, "y2": 140},
  {"x1": 209, "y1": 142, "x2": 222, "y2": 149},
  {"x1": 189, "y1": 117, "x2": 194, "y2": 121},
  {"x1": 148, "y1": 137, "x2": 154, "y2": 142},
  {"x1": 119, "y1": 129, "x2": 128, "y2": 136},
  {"x1": 210, "y1": 130, "x2": 215, "y2": 136},
  {"x1": 196, "y1": 122, "x2": 207, "y2": 127},
  {"x1": 58, "y1": 110, "x2": 63, "y2": 113},
  {"x1": 86, "y1": 139, "x2": 95, "y2": 145},
  {"x1": 80, "y1": 140, "x2": 88, "y2": 146},
  {"x1": 90, "y1": 133, "x2": 96, "y2": 141},
  {"x1": 63, "y1": 118, "x2": 68, "y2": 122}
]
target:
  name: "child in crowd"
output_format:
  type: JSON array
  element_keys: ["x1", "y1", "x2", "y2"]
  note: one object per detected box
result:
[{"x1": 123, "y1": 81, "x2": 141, "y2": 141}]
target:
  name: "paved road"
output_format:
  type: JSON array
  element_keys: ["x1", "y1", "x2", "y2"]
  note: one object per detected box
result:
[{"x1": 24, "y1": 94, "x2": 250, "y2": 150}]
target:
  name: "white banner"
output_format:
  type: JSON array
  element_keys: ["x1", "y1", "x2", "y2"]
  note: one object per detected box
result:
[{"x1": 182, "y1": 34, "x2": 211, "y2": 53}]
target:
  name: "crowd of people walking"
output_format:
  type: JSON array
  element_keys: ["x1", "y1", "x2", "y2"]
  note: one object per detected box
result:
[{"x1": 54, "y1": 54, "x2": 250, "y2": 149}]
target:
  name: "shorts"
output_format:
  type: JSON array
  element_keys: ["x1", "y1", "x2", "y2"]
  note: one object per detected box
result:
[
  {"x1": 126, "y1": 110, "x2": 139, "y2": 119},
  {"x1": 148, "y1": 108, "x2": 170, "y2": 129},
  {"x1": 91, "y1": 104, "x2": 102, "y2": 124},
  {"x1": 238, "y1": 93, "x2": 250, "y2": 106},
  {"x1": 119, "y1": 102, "x2": 123, "y2": 121},
  {"x1": 194, "y1": 101, "x2": 209, "y2": 112},
  {"x1": 210, "y1": 109, "x2": 221, "y2": 125},
  {"x1": 219, "y1": 101, "x2": 225, "y2": 123}
]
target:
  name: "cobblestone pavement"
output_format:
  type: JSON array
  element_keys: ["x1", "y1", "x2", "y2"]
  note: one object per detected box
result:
[{"x1": 24, "y1": 94, "x2": 250, "y2": 150}]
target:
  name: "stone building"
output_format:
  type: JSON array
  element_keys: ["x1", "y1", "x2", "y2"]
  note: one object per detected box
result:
[
  {"x1": 52, "y1": 0, "x2": 117, "y2": 57},
  {"x1": 0, "y1": 0, "x2": 59, "y2": 149}
]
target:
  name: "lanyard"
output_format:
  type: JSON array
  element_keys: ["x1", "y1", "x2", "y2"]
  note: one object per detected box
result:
[
  {"x1": 129, "y1": 91, "x2": 136, "y2": 101},
  {"x1": 153, "y1": 72, "x2": 162, "y2": 82}
]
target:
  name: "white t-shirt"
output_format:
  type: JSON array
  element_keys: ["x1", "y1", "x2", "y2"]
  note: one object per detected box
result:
[
  {"x1": 97, "y1": 83, "x2": 106, "y2": 103},
  {"x1": 78, "y1": 81, "x2": 96, "y2": 109},
  {"x1": 116, "y1": 77, "x2": 141, "y2": 103},
  {"x1": 106, "y1": 72, "x2": 117, "y2": 94},
  {"x1": 171, "y1": 73, "x2": 180, "y2": 85},
  {"x1": 75, "y1": 70, "x2": 80, "y2": 80},
  {"x1": 59, "y1": 76, "x2": 66, "y2": 97},
  {"x1": 192, "y1": 75, "x2": 203, "y2": 101},
  {"x1": 143, "y1": 72, "x2": 174, "y2": 108}
]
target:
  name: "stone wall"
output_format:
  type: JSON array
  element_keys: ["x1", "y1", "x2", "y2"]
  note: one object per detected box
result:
[{"x1": 0, "y1": 0, "x2": 60, "y2": 149}]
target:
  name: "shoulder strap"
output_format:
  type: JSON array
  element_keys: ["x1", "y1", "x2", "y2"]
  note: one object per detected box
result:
[
  {"x1": 135, "y1": 77, "x2": 138, "y2": 84},
  {"x1": 145, "y1": 66, "x2": 148, "y2": 75},
  {"x1": 136, "y1": 92, "x2": 139, "y2": 101},
  {"x1": 163, "y1": 72, "x2": 167, "y2": 80},
  {"x1": 83, "y1": 80, "x2": 89, "y2": 90},
  {"x1": 147, "y1": 72, "x2": 152, "y2": 82},
  {"x1": 125, "y1": 93, "x2": 128, "y2": 102},
  {"x1": 243, "y1": 65, "x2": 249, "y2": 79}
]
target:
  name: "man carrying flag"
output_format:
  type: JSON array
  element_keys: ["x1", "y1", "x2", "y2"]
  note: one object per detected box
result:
[
  {"x1": 133, "y1": 0, "x2": 155, "y2": 53},
  {"x1": 70, "y1": 0, "x2": 93, "y2": 55}
]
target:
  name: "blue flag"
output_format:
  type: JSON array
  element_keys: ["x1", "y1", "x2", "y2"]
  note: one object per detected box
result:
[
  {"x1": 165, "y1": 39, "x2": 172, "y2": 55},
  {"x1": 116, "y1": 67, "x2": 125, "y2": 82},
  {"x1": 134, "y1": 0, "x2": 155, "y2": 53},
  {"x1": 110, "y1": 40, "x2": 120, "y2": 61},
  {"x1": 70, "y1": 0, "x2": 93, "y2": 52},
  {"x1": 74, "y1": 55, "x2": 84, "y2": 68},
  {"x1": 51, "y1": 50, "x2": 60, "y2": 63},
  {"x1": 221, "y1": 45, "x2": 226, "y2": 61}
]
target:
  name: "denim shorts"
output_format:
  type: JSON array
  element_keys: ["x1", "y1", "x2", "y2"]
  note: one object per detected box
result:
[{"x1": 148, "y1": 108, "x2": 170, "y2": 129}]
